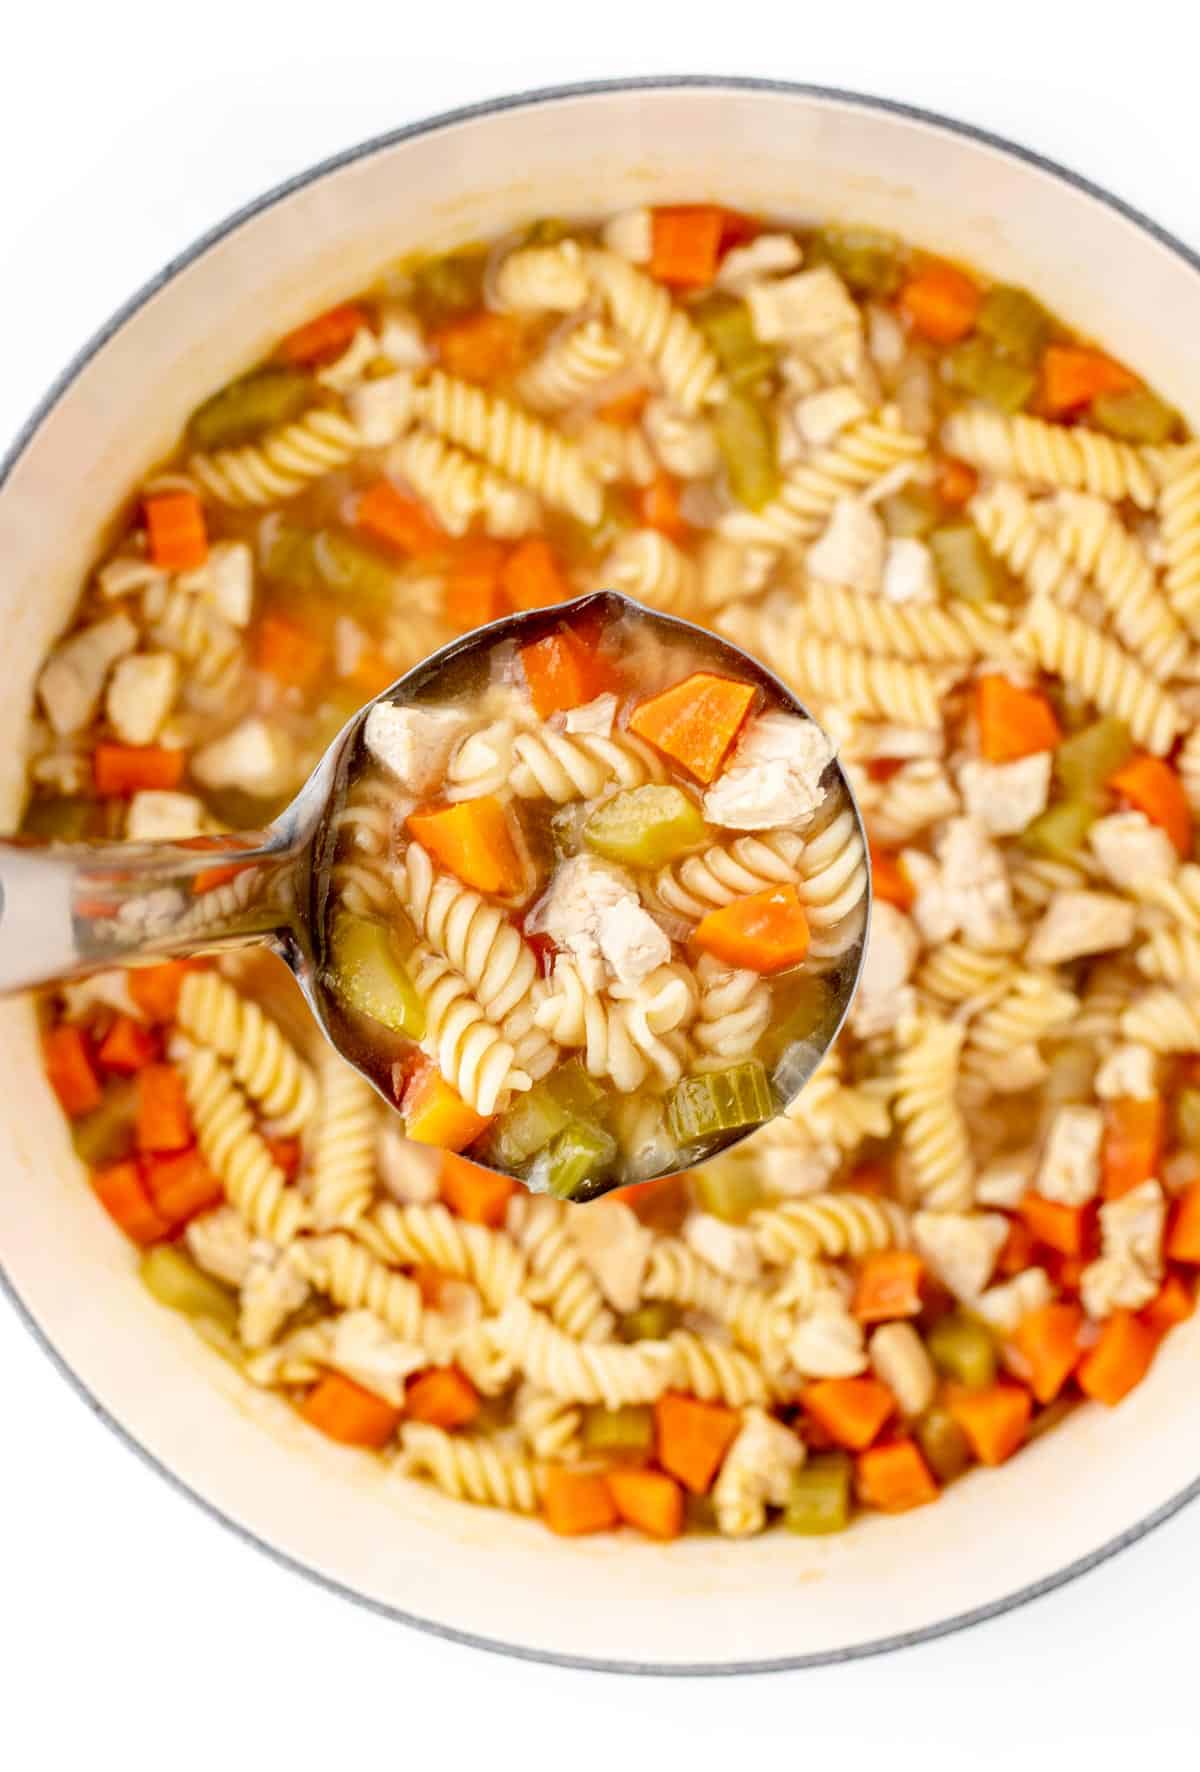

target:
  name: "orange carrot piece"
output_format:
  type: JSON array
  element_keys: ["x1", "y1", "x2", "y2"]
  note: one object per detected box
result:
[
  {"x1": 91, "y1": 1159, "x2": 171, "y2": 1246},
  {"x1": 628, "y1": 672, "x2": 757, "y2": 784},
  {"x1": 1076, "y1": 1310, "x2": 1156, "y2": 1406},
  {"x1": 1142, "y1": 1272, "x2": 1195, "y2": 1336},
  {"x1": 520, "y1": 625, "x2": 616, "y2": 719},
  {"x1": 97, "y1": 1015, "x2": 160, "y2": 1075},
  {"x1": 606, "y1": 1467, "x2": 684, "y2": 1540},
  {"x1": 1165, "y1": 1181, "x2": 1200, "y2": 1264},
  {"x1": 134, "y1": 1064, "x2": 192, "y2": 1155},
  {"x1": 433, "y1": 310, "x2": 522, "y2": 382},
  {"x1": 637, "y1": 471, "x2": 689, "y2": 539},
  {"x1": 1101, "y1": 1096, "x2": 1165, "y2": 1201},
  {"x1": 856, "y1": 1439, "x2": 939, "y2": 1512},
  {"x1": 499, "y1": 537, "x2": 570, "y2": 613},
  {"x1": 440, "y1": 1152, "x2": 516, "y2": 1226},
  {"x1": 401, "y1": 1061, "x2": 491, "y2": 1152},
  {"x1": 845, "y1": 1158, "x2": 891, "y2": 1196},
  {"x1": 936, "y1": 456, "x2": 979, "y2": 508},
  {"x1": 94, "y1": 743, "x2": 186, "y2": 797},
  {"x1": 1109, "y1": 753, "x2": 1193, "y2": 857},
  {"x1": 144, "y1": 491, "x2": 208, "y2": 570},
  {"x1": 1020, "y1": 1192, "x2": 1090, "y2": 1258},
  {"x1": 869, "y1": 843, "x2": 915, "y2": 912},
  {"x1": 852, "y1": 1250, "x2": 925, "y2": 1324},
  {"x1": 654, "y1": 1393, "x2": 740, "y2": 1494},
  {"x1": 127, "y1": 960, "x2": 198, "y2": 1023},
  {"x1": 945, "y1": 1382, "x2": 1031, "y2": 1464},
  {"x1": 280, "y1": 302, "x2": 368, "y2": 366},
  {"x1": 899, "y1": 263, "x2": 980, "y2": 343},
  {"x1": 301, "y1": 1372, "x2": 402, "y2": 1448},
  {"x1": 356, "y1": 481, "x2": 447, "y2": 558},
  {"x1": 595, "y1": 387, "x2": 648, "y2": 426},
  {"x1": 1014, "y1": 1302, "x2": 1085, "y2": 1404},
  {"x1": 265, "y1": 1135, "x2": 302, "y2": 1181},
  {"x1": 253, "y1": 613, "x2": 326, "y2": 689},
  {"x1": 411, "y1": 1265, "x2": 449, "y2": 1307},
  {"x1": 542, "y1": 1467, "x2": 619, "y2": 1535},
  {"x1": 976, "y1": 675, "x2": 1062, "y2": 763},
  {"x1": 997, "y1": 1216, "x2": 1038, "y2": 1277},
  {"x1": 692, "y1": 884, "x2": 810, "y2": 974},
  {"x1": 406, "y1": 795, "x2": 523, "y2": 897},
  {"x1": 404, "y1": 1367, "x2": 481, "y2": 1430},
  {"x1": 801, "y1": 1377, "x2": 895, "y2": 1451},
  {"x1": 43, "y1": 1024, "x2": 103, "y2": 1117},
  {"x1": 142, "y1": 1147, "x2": 223, "y2": 1228},
  {"x1": 444, "y1": 539, "x2": 509, "y2": 630},
  {"x1": 1040, "y1": 346, "x2": 1138, "y2": 418},
  {"x1": 649, "y1": 205, "x2": 726, "y2": 288}
]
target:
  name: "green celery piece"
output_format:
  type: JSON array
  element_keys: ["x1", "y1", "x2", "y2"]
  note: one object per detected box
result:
[
  {"x1": 524, "y1": 218, "x2": 570, "y2": 247},
  {"x1": 1175, "y1": 1088, "x2": 1200, "y2": 1152},
  {"x1": 583, "y1": 785, "x2": 709, "y2": 869},
  {"x1": 929, "y1": 524, "x2": 1006, "y2": 604},
  {"x1": 1021, "y1": 798, "x2": 1098, "y2": 861},
  {"x1": 22, "y1": 796, "x2": 103, "y2": 842},
  {"x1": 1055, "y1": 716, "x2": 1132, "y2": 797},
  {"x1": 715, "y1": 392, "x2": 779, "y2": 511},
  {"x1": 542, "y1": 1059, "x2": 607, "y2": 1118},
  {"x1": 313, "y1": 530, "x2": 404, "y2": 608},
  {"x1": 140, "y1": 1246, "x2": 238, "y2": 1332},
  {"x1": 915, "y1": 1407, "x2": 972, "y2": 1484},
  {"x1": 945, "y1": 339, "x2": 1036, "y2": 413},
  {"x1": 71, "y1": 1079, "x2": 138, "y2": 1167},
  {"x1": 667, "y1": 1061, "x2": 773, "y2": 1144},
  {"x1": 581, "y1": 1404, "x2": 655, "y2": 1453},
  {"x1": 410, "y1": 252, "x2": 486, "y2": 320},
  {"x1": 882, "y1": 484, "x2": 939, "y2": 538},
  {"x1": 783, "y1": 1453, "x2": 852, "y2": 1535},
  {"x1": 761, "y1": 974, "x2": 834, "y2": 1065},
  {"x1": 691, "y1": 1163, "x2": 763, "y2": 1222},
  {"x1": 694, "y1": 295, "x2": 776, "y2": 386},
  {"x1": 188, "y1": 368, "x2": 312, "y2": 451},
  {"x1": 1092, "y1": 387, "x2": 1177, "y2": 446},
  {"x1": 481, "y1": 1081, "x2": 575, "y2": 1171},
  {"x1": 543, "y1": 1121, "x2": 618, "y2": 1199},
  {"x1": 618, "y1": 1302, "x2": 681, "y2": 1342},
  {"x1": 809, "y1": 226, "x2": 902, "y2": 296},
  {"x1": 927, "y1": 1313, "x2": 996, "y2": 1390},
  {"x1": 260, "y1": 523, "x2": 327, "y2": 594},
  {"x1": 975, "y1": 284, "x2": 1052, "y2": 366},
  {"x1": 330, "y1": 915, "x2": 425, "y2": 1038}
]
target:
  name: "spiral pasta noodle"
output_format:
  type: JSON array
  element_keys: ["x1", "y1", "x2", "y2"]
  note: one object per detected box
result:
[
  {"x1": 181, "y1": 1048, "x2": 308, "y2": 1244},
  {"x1": 1137, "y1": 928, "x2": 1200, "y2": 987},
  {"x1": 648, "y1": 830, "x2": 805, "y2": 921},
  {"x1": 750, "y1": 1192, "x2": 909, "y2": 1265},
  {"x1": 801, "y1": 579, "x2": 1012, "y2": 664},
  {"x1": 392, "y1": 428, "x2": 539, "y2": 538},
  {"x1": 795, "y1": 807, "x2": 869, "y2": 940},
  {"x1": 513, "y1": 1384, "x2": 582, "y2": 1461},
  {"x1": 177, "y1": 971, "x2": 317, "y2": 1133},
  {"x1": 693, "y1": 953, "x2": 771, "y2": 1065},
  {"x1": 505, "y1": 1193, "x2": 616, "y2": 1342},
  {"x1": 399, "y1": 1423, "x2": 542, "y2": 1513},
  {"x1": 141, "y1": 582, "x2": 244, "y2": 687},
  {"x1": 1121, "y1": 988, "x2": 1200, "y2": 1053},
  {"x1": 534, "y1": 958, "x2": 692, "y2": 1092},
  {"x1": 586, "y1": 248, "x2": 724, "y2": 413},
  {"x1": 1050, "y1": 490, "x2": 1189, "y2": 676},
  {"x1": 306, "y1": 1051, "x2": 377, "y2": 1231},
  {"x1": 1016, "y1": 596, "x2": 1181, "y2": 755},
  {"x1": 297, "y1": 1232, "x2": 427, "y2": 1344},
  {"x1": 1130, "y1": 863, "x2": 1200, "y2": 934},
  {"x1": 868, "y1": 760, "x2": 959, "y2": 847},
  {"x1": 602, "y1": 528, "x2": 699, "y2": 616},
  {"x1": 719, "y1": 410, "x2": 925, "y2": 547},
  {"x1": 190, "y1": 408, "x2": 362, "y2": 507},
  {"x1": 410, "y1": 946, "x2": 531, "y2": 1115},
  {"x1": 516, "y1": 318, "x2": 628, "y2": 411},
  {"x1": 916, "y1": 941, "x2": 1015, "y2": 1009},
  {"x1": 961, "y1": 971, "x2": 1079, "y2": 1092},
  {"x1": 509, "y1": 727, "x2": 667, "y2": 803},
  {"x1": 968, "y1": 481, "x2": 1084, "y2": 604},
  {"x1": 418, "y1": 370, "x2": 603, "y2": 523},
  {"x1": 641, "y1": 1240, "x2": 791, "y2": 1363},
  {"x1": 487, "y1": 1297, "x2": 676, "y2": 1407},
  {"x1": 362, "y1": 1201, "x2": 526, "y2": 1311},
  {"x1": 1153, "y1": 441, "x2": 1200, "y2": 635},
  {"x1": 941, "y1": 407, "x2": 1157, "y2": 508},
  {"x1": 892, "y1": 1018, "x2": 974, "y2": 1212},
  {"x1": 492, "y1": 239, "x2": 590, "y2": 313},
  {"x1": 783, "y1": 1053, "x2": 891, "y2": 1151},
  {"x1": 666, "y1": 1330, "x2": 771, "y2": 1407}
]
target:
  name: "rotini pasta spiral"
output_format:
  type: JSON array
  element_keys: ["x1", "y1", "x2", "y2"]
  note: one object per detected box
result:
[
  {"x1": 190, "y1": 408, "x2": 361, "y2": 507},
  {"x1": 801, "y1": 579, "x2": 1012, "y2": 664},
  {"x1": 1152, "y1": 441, "x2": 1200, "y2": 636},
  {"x1": 181, "y1": 1047, "x2": 308, "y2": 1244},
  {"x1": 410, "y1": 947, "x2": 531, "y2": 1115},
  {"x1": 486, "y1": 1297, "x2": 676, "y2": 1407},
  {"x1": 306, "y1": 1050, "x2": 377, "y2": 1231},
  {"x1": 648, "y1": 829, "x2": 805, "y2": 921},
  {"x1": 505, "y1": 1193, "x2": 616, "y2": 1342},
  {"x1": 513, "y1": 1384, "x2": 582, "y2": 1461},
  {"x1": 362, "y1": 1201, "x2": 526, "y2": 1311},
  {"x1": 491, "y1": 239, "x2": 590, "y2": 313},
  {"x1": 392, "y1": 427, "x2": 539, "y2": 538},
  {"x1": 141, "y1": 582, "x2": 244, "y2": 688},
  {"x1": 601, "y1": 528, "x2": 699, "y2": 616},
  {"x1": 1129, "y1": 863, "x2": 1200, "y2": 933},
  {"x1": 693, "y1": 953, "x2": 771, "y2": 1066},
  {"x1": 795, "y1": 807, "x2": 869, "y2": 938},
  {"x1": 1016, "y1": 596, "x2": 1181, "y2": 755},
  {"x1": 641, "y1": 1240, "x2": 791, "y2": 1363},
  {"x1": 666, "y1": 1330, "x2": 771, "y2": 1407},
  {"x1": 750, "y1": 1192, "x2": 909, "y2": 1265},
  {"x1": 718, "y1": 410, "x2": 925, "y2": 547},
  {"x1": 534, "y1": 958, "x2": 692, "y2": 1092},
  {"x1": 942, "y1": 407, "x2": 1157, "y2": 508},
  {"x1": 968, "y1": 481, "x2": 1084, "y2": 605},
  {"x1": 509, "y1": 727, "x2": 667, "y2": 803},
  {"x1": 1137, "y1": 928, "x2": 1200, "y2": 987},
  {"x1": 868, "y1": 760, "x2": 959, "y2": 847},
  {"x1": 1051, "y1": 490, "x2": 1188, "y2": 676},
  {"x1": 418, "y1": 371, "x2": 603, "y2": 523},
  {"x1": 783, "y1": 1052, "x2": 891, "y2": 1150},
  {"x1": 586, "y1": 248, "x2": 724, "y2": 413},
  {"x1": 177, "y1": 970, "x2": 317, "y2": 1133},
  {"x1": 961, "y1": 971, "x2": 1079, "y2": 1092},
  {"x1": 399, "y1": 1422, "x2": 541, "y2": 1513},
  {"x1": 1121, "y1": 987, "x2": 1200, "y2": 1053},
  {"x1": 916, "y1": 941, "x2": 1015, "y2": 1009},
  {"x1": 892, "y1": 1017, "x2": 974, "y2": 1212},
  {"x1": 516, "y1": 318, "x2": 629, "y2": 411},
  {"x1": 297, "y1": 1232, "x2": 426, "y2": 1344}
]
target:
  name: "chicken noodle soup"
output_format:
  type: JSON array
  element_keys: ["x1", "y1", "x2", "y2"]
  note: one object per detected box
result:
[
  {"x1": 317, "y1": 595, "x2": 862, "y2": 1193},
  {"x1": 27, "y1": 201, "x2": 1200, "y2": 1543}
]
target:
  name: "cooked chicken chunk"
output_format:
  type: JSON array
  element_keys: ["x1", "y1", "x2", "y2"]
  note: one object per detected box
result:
[
  {"x1": 957, "y1": 752, "x2": 1052, "y2": 838},
  {"x1": 1026, "y1": 890, "x2": 1136, "y2": 966},
  {"x1": 703, "y1": 711, "x2": 834, "y2": 831},
  {"x1": 363, "y1": 702, "x2": 472, "y2": 794},
  {"x1": 1037, "y1": 1105, "x2": 1104, "y2": 1206}
]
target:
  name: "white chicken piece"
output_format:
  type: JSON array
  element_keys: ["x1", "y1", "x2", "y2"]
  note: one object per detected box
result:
[
  {"x1": 974, "y1": 1267, "x2": 1054, "y2": 1337},
  {"x1": 563, "y1": 693, "x2": 618, "y2": 738},
  {"x1": 192, "y1": 718, "x2": 295, "y2": 797},
  {"x1": 1026, "y1": 890, "x2": 1136, "y2": 967},
  {"x1": 1088, "y1": 810, "x2": 1177, "y2": 892},
  {"x1": 596, "y1": 896, "x2": 671, "y2": 988},
  {"x1": 957, "y1": 753, "x2": 1052, "y2": 839},
  {"x1": 601, "y1": 208, "x2": 652, "y2": 262},
  {"x1": 716, "y1": 233, "x2": 803, "y2": 290},
  {"x1": 787, "y1": 1304, "x2": 868, "y2": 1379},
  {"x1": 378, "y1": 309, "x2": 430, "y2": 369},
  {"x1": 105, "y1": 652, "x2": 180, "y2": 746},
  {"x1": 703, "y1": 711, "x2": 834, "y2": 832},
  {"x1": 912, "y1": 1211, "x2": 1009, "y2": 1302},
  {"x1": 1095, "y1": 1043, "x2": 1158, "y2": 1102},
  {"x1": 641, "y1": 398, "x2": 720, "y2": 480},
  {"x1": 125, "y1": 790, "x2": 207, "y2": 842},
  {"x1": 792, "y1": 385, "x2": 868, "y2": 449},
  {"x1": 183, "y1": 539, "x2": 254, "y2": 627},
  {"x1": 713, "y1": 1407, "x2": 806, "y2": 1537},
  {"x1": 969, "y1": 1044, "x2": 1049, "y2": 1096},
  {"x1": 849, "y1": 900, "x2": 919, "y2": 1040},
  {"x1": 346, "y1": 370, "x2": 418, "y2": 446},
  {"x1": 806, "y1": 495, "x2": 886, "y2": 595},
  {"x1": 869, "y1": 1322, "x2": 936, "y2": 1418},
  {"x1": 1081, "y1": 1180, "x2": 1166, "y2": 1319},
  {"x1": 238, "y1": 1245, "x2": 310, "y2": 1351},
  {"x1": 866, "y1": 304, "x2": 906, "y2": 372},
  {"x1": 376, "y1": 1123, "x2": 440, "y2": 1203},
  {"x1": 60, "y1": 968, "x2": 144, "y2": 1024},
  {"x1": 333, "y1": 616, "x2": 369, "y2": 680},
  {"x1": 184, "y1": 1206, "x2": 256, "y2": 1289},
  {"x1": 975, "y1": 1153, "x2": 1036, "y2": 1211},
  {"x1": 745, "y1": 265, "x2": 860, "y2": 344},
  {"x1": 845, "y1": 722, "x2": 945, "y2": 762},
  {"x1": 683, "y1": 1212, "x2": 762, "y2": 1283},
  {"x1": 325, "y1": 1309, "x2": 427, "y2": 1408},
  {"x1": 905, "y1": 815, "x2": 1018, "y2": 950},
  {"x1": 526, "y1": 854, "x2": 642, "y2": 991},
  {"x1": 881, "y1": 536, "x2": 938, "y2": 605},
  {"x1": 363, "y1": 701, "x2": 471, "y2": 795},
  {"x1": 759, "y1": 1137, "x2": 842, "y2": 1198},
  {"x1": 1036, "y1": 1105, "x2": 1104, "y2": 1206},
  {"x1": 37, "y1": 611, "x2": 138, "y2": 736},
  {"x1": 566, "y1": 1200, "x2": 653, "y2": 1312}
]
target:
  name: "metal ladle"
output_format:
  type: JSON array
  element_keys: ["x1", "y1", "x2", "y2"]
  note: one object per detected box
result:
[{"x1": 0, "y1": 592, "x2": 871, "y2": 1183}]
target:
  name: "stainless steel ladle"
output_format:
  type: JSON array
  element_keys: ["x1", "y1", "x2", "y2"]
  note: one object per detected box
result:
[{"x1": 0, "y1": 592, "x2": 871, "y2": 1175}]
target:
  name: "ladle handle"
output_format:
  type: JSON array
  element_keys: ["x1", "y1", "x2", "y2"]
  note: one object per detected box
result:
[{"x1": 0, "y1": 833, "x2": 296, "y2": 993}]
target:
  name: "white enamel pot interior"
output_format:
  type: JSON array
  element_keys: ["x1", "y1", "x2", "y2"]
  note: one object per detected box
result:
[{"x1": 2, "y1": 80, "x2": 1199, "y2": 1675}]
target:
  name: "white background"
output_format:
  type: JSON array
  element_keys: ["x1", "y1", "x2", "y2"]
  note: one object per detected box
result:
[{"x1": 2, "y1": 3, "x2": 1196, "y2": 1764}]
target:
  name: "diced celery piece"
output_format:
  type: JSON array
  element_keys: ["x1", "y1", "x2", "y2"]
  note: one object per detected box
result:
[
  {"x1": 480, "y1": 1077, "x2": 577, "y2": 1170},
  {"x1": 1092, "y1": 387, "x2": 1177, "y2": 446},
  {"x1": 140, "y1": 1246, "x2": 238, "y2": 1332},
  {"x1": 330, "y1": 914, "x2": 425, "y2": 1038},
  {"x1": 772, "y1": 1039, "x2": 827, "y2": 1104},
  {"x1": 927, "y1": 1313, "x2": 996, "y2": 1390},
  {"x1": 313, "y1": 531, "x2": 403, "y2": 609},
  {"x1": 694, "y1": 295, "x2": 777, "y2": 387},
  {"x1": 410, "y1": 252, "x2": 486, "y2": 320},
  {"x1": 1175, "y1": 1087, "x2": 1200, "y2": 1152},
  {"x1": 1054, "y1": 716, "x2": 1132, "y2": 797},
  {"x1": 714, "y1": 393, "x2": 779, "y2": 511},
  {"x1": 882, "y1": 484, "x2": 939, "y2": 538},
  {"x1": 583, "y1": 785, "x2": 709, "y2": 869},
  {"x1": 945, "y1": 339, "x2": 1036, "y2": 413},
  {"x1": 1020, "y1": 798, "x2": 1098, "y2": 861},
  {"x1": 581, "y1": 1404, "x2": 654, "y2": 1453},
  {"x1": 762, "y1": 975, "x2": 834, "y2": 1065},
  {"x1": 22, "y1": 796, "x2": 103, "y2": 842},
  {"x1": 543, "y1": 1059, "x2": 608, "y2": 1119},
  {"x1": 809, "y1": 226, "x2": 902, "y2": 296},
  {"x1": 189, "y1": 368, "x2": 312, "y2": 451},
  {"x1": 71, "y1": 1079, "x2": 138, "y2": 1167},
  {"x1": 524, "y1": 218, "x2": 570, "y2": 247},
  {"x1": 975, "y1": 284, "x2": 1051, "y2": 366},
  {"x1": 915, "y1": 1406, "x2": 971, "y2": 1484},
  {"x1": 692, "y1": 1162, "x2": 763, "y2": 1222},
  {"x1": 929, "y1": 524, "x2": 1006, "y2": 604},
  {"x1": 667, "y1": 1061, "x2": 773, "y2": 1144},
  {"x1": 783, "y1": 1452, "x2": 852, "y2": 1535},
  {"x1": 618, "y1": 1302, "x2": 681, "y2": 1343},
  {"x1": 542, "y1": 1121, "x2": 618, "y2": 1199}
]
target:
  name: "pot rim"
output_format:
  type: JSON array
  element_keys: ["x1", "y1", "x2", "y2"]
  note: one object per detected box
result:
[{"x1": 4, "y1": 74, "x2": 1199, "y2": 1678}]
